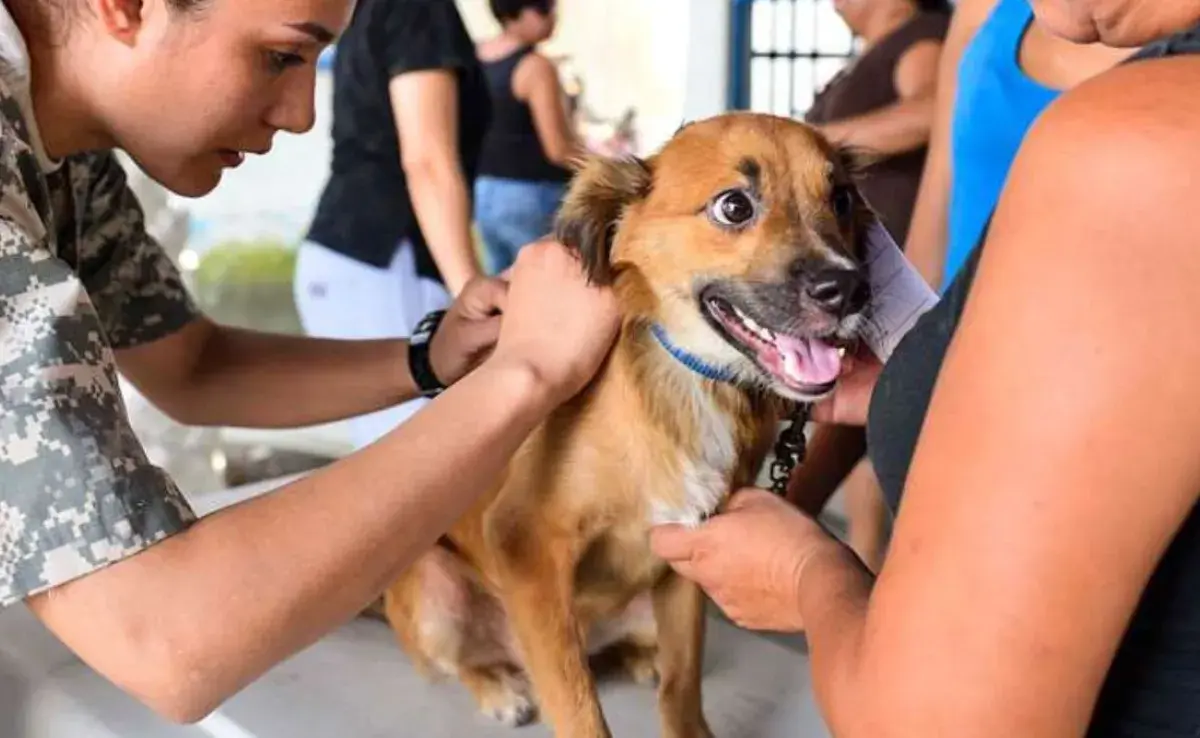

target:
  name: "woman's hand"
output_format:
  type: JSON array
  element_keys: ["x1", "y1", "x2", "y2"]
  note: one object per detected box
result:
[
  {"x1": 429, "y1": 276, "x2": 508, "y2": 385},
  {"x1": 650, "y1": 489, "x2": 851, "y2": 632},
  {"x1": 489, "y1": 239, "x2": 620, "y2": 406},
  {"x1": 812, "y1": 345, "x2": 884, "y2": 426}
]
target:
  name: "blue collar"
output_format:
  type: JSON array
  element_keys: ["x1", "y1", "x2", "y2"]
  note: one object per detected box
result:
[{"x1": 650, "y1": 324, "x2": 739, "y2": 384}]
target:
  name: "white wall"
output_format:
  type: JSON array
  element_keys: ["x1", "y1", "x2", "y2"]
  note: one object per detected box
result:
[{"x1": 457, "y1": 0, "x2": 730, "y2": 153}]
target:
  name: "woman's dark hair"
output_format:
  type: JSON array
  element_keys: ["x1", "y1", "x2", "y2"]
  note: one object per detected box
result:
[
  {"x1": 488, "y1": 0, "x2": 554, "y2": 23},
  {"x1": 914, "y1": 0, "x2": 953, "y2": 14}
]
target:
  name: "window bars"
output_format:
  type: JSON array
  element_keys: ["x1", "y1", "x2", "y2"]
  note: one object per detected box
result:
[{"x1": 728, "y1": 0, "x2": 857, "y2": 118}]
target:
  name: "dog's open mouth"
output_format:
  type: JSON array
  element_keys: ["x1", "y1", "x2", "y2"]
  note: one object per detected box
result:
[{"x1": 701, "y1": 293, "x2": 845, "y2": 395}]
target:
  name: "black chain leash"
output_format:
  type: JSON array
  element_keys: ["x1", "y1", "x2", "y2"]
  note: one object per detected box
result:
[{"x1": 768, "y1": 402, "x2": 812, "y2": 497}]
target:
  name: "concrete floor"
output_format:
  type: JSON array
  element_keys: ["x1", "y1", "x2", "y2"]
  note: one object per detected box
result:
[{"x1": 0, "y1": 475, "x2": 834, "y2": 738}]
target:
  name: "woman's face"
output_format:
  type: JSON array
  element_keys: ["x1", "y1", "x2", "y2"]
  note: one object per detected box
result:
[
  {"x1": 1031, "y1": 0, "x2": 1200, "y2": 47},
  {"x1": 520, "y1": 3, "x2": 558, "y2": 43},
  {"x1": 831, "y1": 0, "x2": 870, "y2": 30},
  {"x1": 90, "y1": 0, "x2": 353, "y2": 197}
]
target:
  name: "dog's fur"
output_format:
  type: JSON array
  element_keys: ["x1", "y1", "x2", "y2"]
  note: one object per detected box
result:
[{"x1": 381, "y1": 113, "x2": 873, "y2": 737}]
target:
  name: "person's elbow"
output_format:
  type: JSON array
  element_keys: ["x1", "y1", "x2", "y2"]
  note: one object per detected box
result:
[
  {"x1": 140, "y1": 387, "x2": 217, "y2": 427},
  {"x1": 102, "y1": 632, "x2": 232, "y2": 724},
  {"x1": 401, "y1": 146, "x2": 463, "y2": 189},
  {"x1": 136, "y1": 674, "x2": 224, "y2": 725}
]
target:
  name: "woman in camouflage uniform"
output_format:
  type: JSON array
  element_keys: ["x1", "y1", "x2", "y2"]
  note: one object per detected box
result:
[{"x1": 0, "y1": 0, "x2": 618, "y2": 723}]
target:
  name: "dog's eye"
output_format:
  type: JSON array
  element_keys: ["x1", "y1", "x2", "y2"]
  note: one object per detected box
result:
[
  {"x1": 710, "y1": 190, "x2": 756, "y2": 227},
  {"x1": 832, "y1": 185, "x2": 855, "y2": 220}
]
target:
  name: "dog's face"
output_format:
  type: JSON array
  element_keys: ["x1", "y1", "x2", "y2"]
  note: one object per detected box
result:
[{"x1": 556, "y1": 113, "x2": 872, "y2": 402}]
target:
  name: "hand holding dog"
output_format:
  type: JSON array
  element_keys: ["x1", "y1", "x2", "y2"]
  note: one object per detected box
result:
[
  {"x1": 650, "y1": 489, "x2": 850, "y2": 633},
  {"x1": 811, "y1": 344, "x2": 884, "y2": 426},
  {"x1": 490, "y1": 239, "x2": 621, "y2": 406},
  {"x1": 429, "y1": 276, "x2": 509, "y2": 386}
]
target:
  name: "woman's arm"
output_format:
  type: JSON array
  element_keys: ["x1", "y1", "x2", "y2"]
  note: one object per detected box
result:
[
  {"x1": 816, "y1": 60, "x2": 1200, "y2": 735},
  {"x1": 904, "y1": 0, "x2": 997, "y2": 288},
  {"x1": 786, "y1": 424, "x2": 867, "y2": 515},
  {"x1": 657, "y1": 58, "x2": 1200, "y2": 736},
  {"x1": 390, "y1": 69, "x2": 481, "y2": 296},
  {"x1": 28, "y1": 241, "x2": 619, "y2": 724},
  {"x1": 114, "y1": 278, "x2": 504, "y2": 428},
  {"x1": 515, "y1": 52, "x2": 581, "y2": 167},
  {"x1": 819, "y1": 40, "x2": 942, "y2": 156}
]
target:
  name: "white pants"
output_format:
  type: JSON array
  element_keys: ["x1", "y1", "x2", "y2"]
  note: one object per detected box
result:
[{"x1": 293, "y1": 240, "x2": 451, "y2": 451}]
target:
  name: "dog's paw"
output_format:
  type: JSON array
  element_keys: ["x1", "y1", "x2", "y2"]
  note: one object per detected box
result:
[
  {"x1": 474, "y1": 668, "x2": 539, "y2": 728},
  {"x1": 618, "y1": 643, "x2": 660, "y2": 686},
  {"x1": 624, "y1": 653, "x2": 660, "y2": 686},
  {"x1": 483, "y1": 689, "x2": 538, "y2": 728}
]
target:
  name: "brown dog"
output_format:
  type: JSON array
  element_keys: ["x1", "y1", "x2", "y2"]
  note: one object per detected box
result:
[{"x1": 381, "y1": 112, "x2": 873, "y2": 737}]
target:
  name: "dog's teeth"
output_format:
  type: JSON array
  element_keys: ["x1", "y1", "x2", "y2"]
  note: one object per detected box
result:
[{"x1": 837, "y1": 347, "x2": 847, "y2": 358}]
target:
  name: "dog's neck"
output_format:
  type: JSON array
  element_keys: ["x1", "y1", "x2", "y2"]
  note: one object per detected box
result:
[
  {"x1": 618, "y1": 321, "x2": 750, "y2": 410},
  {"x1": 647, "y1": 323, "x2": 739, "y2": 385},
  {"x1": 614, "y1": 321, "x2": 764, "y2": 527}
]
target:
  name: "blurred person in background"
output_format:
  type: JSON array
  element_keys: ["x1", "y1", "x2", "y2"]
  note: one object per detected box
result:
[
  {"x1": 296, "y1": 0, "x2": 492, "y2": 450},
  {"x1": 903, "y1": 0, "x2": 1130, "y2": 291},
  {"x1": 473, "y1": 0, "x2": 580, "y2": 274},
  {"x1": 798, "y1": 0, "x2": 951, "y2": 571}
]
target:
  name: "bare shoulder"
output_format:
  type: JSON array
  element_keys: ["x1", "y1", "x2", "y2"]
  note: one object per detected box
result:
[
  {"x1": 950, "y1": 0, "x2": 1001, "y2": 39},
  {"x1": 516, "y1": 51, "x2": 558, "y2": 82},
  {"x1": 513, "y1": 51, "x2": 560, "y2": 99},
  {"x1": 1026, "y1": 56, "x2": 1200, "y2": 162},
  {"x1": 1003, "y1": 56, "x2": 1200, "y2": 232}
]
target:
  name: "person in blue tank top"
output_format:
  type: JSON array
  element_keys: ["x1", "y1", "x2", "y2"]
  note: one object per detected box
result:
[{"x1": 903, "y1": 0, "x2": 1129, "y2": 290}]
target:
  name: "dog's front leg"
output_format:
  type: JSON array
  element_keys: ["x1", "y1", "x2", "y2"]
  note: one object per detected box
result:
[
  {"x1": 491, "y1": 525, "x2": 609, "y2": 738},
  {"x1": 653, "y1": 571, "x2": 713, "y2": 738}
]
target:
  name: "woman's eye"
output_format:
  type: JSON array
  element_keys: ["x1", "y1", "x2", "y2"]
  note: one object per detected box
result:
[
  {"x1": 266, "y1": 50, "x2": 306, "y2": 75},
  {"x1": 709, "y1": 190, "x2": 757, "y2": 227}
]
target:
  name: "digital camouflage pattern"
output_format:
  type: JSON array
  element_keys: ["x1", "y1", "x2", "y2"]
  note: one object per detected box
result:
[{"x1": 0, "y1": 64, "x2": 199, "y2": 607}]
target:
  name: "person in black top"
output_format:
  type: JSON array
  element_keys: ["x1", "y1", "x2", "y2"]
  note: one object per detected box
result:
[
  {"x1": 649, "y1": 1, "x2": 1200, "y2": 735},
  {"x1": 473, "y1": 0, "x2": 578, "y2": 274},
  {"x1": 296, "y1": 0, "x2": 492, "y2": 450}
]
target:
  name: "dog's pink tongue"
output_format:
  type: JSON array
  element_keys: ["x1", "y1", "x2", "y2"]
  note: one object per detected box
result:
[{"x1": 773, "y1": 335, "x2": 842, "y2": 386}]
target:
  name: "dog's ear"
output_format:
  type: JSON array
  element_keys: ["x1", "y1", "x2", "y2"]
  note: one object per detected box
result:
[
  {"x1": 832, "y1": 145, "x2": 884, "y2": 259},
  {"x1": 834, "y1": 144, "x2": 881, "y2": 179},
  {"x1": 554, "y1": 155, "x2": 653, "y2": 286}
]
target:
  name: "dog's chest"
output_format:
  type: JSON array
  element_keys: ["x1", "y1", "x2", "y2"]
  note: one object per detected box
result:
[{"x1": 648, "y1": 392, "x2": 741, "y2": 529}]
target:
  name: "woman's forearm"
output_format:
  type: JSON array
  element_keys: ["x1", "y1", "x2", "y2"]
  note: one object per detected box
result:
[
  {"x1": 29, "y1": 358, "x2": 553, "y2": 723},
  {"x1": 166, "y1": 323, "x2": 417, "y2": 428},
  {"x1": 822, "y1": 97, "x2": 936, "y2": 157},
  {"x1": 406, "y1": 154, "x2": 481, "y2": 295},
  {"x1": 787, "y1": 424, "x2": 868, "y2": 515},
  {"x1": 786, "y1": 543, "x2": 877, "y2": 736}
]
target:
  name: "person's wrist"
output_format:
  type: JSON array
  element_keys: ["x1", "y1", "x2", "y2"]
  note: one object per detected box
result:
[
  {"x1": 447, "y1": 266, "x2": 482, "y2": 297},
  {"x1": 792, "y1": 535, "x2": 863, "y2": 628},
  {"x1": 408, "y1": 310, "x2": 449, "y2": 398},
  {"x1": 475, "y1": 354, "x2": 559, "y2": 420}
]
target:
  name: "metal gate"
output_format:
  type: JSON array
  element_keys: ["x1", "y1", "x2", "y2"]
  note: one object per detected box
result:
[{"x1": 728, "y1": 0, "x2": 857, "y2": 118}]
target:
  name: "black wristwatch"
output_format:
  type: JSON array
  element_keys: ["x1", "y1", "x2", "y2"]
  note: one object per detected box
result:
[{"x1": 408, "y1": 309, "x2": 448, "y2": 398}]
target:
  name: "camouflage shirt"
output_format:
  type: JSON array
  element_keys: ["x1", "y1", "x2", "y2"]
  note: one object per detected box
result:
[{"x1": 0, "y1": 11, "x2": 199, "y2": 607}]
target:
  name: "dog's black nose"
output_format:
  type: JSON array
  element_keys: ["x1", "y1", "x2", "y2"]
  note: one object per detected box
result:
[{"x1": 806, "y1": 267, "x2": 865, "y2": 314}]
